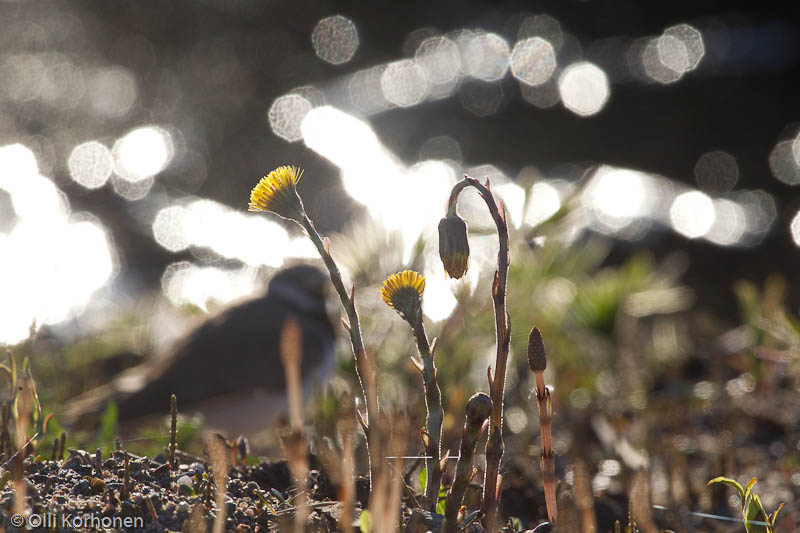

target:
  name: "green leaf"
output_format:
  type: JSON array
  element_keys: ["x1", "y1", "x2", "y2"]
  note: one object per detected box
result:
[
  {"x1": 436, "y1": 484, "x2": 447, "y2": 516},
  {"x1": 99, "y1": 401, "x2": 119, "y2": 446},
  {"x1": 708, "y1": 476, "x2": 745, "y2": 504},
  {"x1": 24, "y1": 360, "x2": 42, "y2": 423},
  {"x1": 9, "y1": 351, "x2": 16, "y2": 388},
  {"x1": 745, "y1": 493, "x2": 768, "y2": 533},
  {"x1": 770, "y1": 502, "x2": 785, "y2": 526},
  {"x1": 0, "y1": 363, "x2": 12, "y2": 385},
  {"x1": 359, "y1": 509, "x2": 373, "y2": 533},
  {"x1": 744, "y1": 478, "x2": 758, "y2": 502},
  {"x1": 419, "y1": 467, "x2": 427, "y2": 493}
]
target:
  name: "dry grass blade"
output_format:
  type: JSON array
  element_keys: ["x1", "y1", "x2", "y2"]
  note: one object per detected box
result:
[
  {"x1": 13, "y1": 374, "x2": 34, "y2": 519},
  {"x1": 207, "y1": 433, "x2": 230, "y2": 533},
  {"x1": 369, "y1": 411, "x2": 408, "y2": 533},
  {"x1": 573, "y1": 459, "x2": 596, "y2": 532},
  {"x1": 280, "y1": 317, "x2": 304, "y2": 430},
  {"x1": 280, "y1": 317, "x2": 310, "y2": 532},
  {"x1": 630, "y1": 470, "x2": 657, "y2": 533}
]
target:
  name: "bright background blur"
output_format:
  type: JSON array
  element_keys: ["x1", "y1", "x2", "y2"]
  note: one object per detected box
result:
[{"x1": 0, "y1": 0, "x2": 798, "y2": 345}]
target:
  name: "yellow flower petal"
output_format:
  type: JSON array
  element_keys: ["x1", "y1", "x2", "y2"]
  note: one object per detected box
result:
[
  {"x1": 381, "y1": 270, "x2": 425, "y2": 324},
  {"x1": 248, "y1": 165, "x2": 304, "y2": 220}
]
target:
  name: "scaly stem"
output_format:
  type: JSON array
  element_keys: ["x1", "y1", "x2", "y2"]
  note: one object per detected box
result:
[
  {"x1": 444, "y1": 393, "x2": 491, "y2": 533},
  {"x1": 535, "y1": 373, "x2": 557, "y2": 523},
  {"x1": 412, "y1": 320, "x2": 443, "y2": 512},
  {"x1": 298, "y1": 211, "x2": 381, "y2": 489},
  {"x1": 446, "y1": 175, "x2": 510, "y2": 528}
]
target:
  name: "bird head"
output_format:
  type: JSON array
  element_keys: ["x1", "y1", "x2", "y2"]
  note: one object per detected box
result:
[{"x1": 268, "y1": 264, "x2": 330, "y2": 315}]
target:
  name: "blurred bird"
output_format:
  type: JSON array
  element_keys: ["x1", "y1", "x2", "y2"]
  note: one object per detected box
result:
[{"x1": 63, "y1": 264, "x2": 336, "y2": 438}]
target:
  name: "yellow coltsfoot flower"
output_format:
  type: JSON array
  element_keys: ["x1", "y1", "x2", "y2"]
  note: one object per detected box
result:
[
  {"x1": 381, "y1": 270, "x2": 426, "y2": 325},
  {"x1": 249, "y1": 165, "x2": 304, "y2": 221}
]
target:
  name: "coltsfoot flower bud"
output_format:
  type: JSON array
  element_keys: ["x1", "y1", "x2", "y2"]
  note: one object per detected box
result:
[
  {"x1": 465, "y1": 392, "x2": 492, "y2": 427},
  {"x1": 438, "y1": 214, "x2": 470, "y2": 279}
]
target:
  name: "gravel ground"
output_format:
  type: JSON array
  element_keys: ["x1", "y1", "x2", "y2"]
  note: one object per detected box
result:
[{"x1": 0, "y1": 448, "x2": 356, "y2": 532}]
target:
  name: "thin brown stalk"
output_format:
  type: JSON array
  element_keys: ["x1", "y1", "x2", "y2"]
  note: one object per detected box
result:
[
  {"x1": 338, "y1": 414, "x2": 356, "y2": 533},
  {"x1": 169, "y1": 394, "x2": 178, "y2": 470},
  {"x1": 95, "y1": 447, "x2": 102, "y2": 477},
  {"x1": 369, "y1": 411, "x2": 408, "y2": 533},
  {"x1": 207, "y1": 434, "x2": 230, "y2": 533},
  {"x1": 50, "y1": 437, "x2": 59, "y2": 461},
  {"x1": 444, "y1": 393, "x2": 492, "y2": 533},
  {"x1": 630, "y1": 470, "x2": 657, "y2": 533},
  {"x1": 573, "y1": 459, "x2": 596, "y2": 532},
  {"x1": 58, "y1": 431, "x2": 66, "y2": 461},
  {"x1": 280, "y1": 318, "x2": 304, "y2": 430},
  {"x1": 14, "y1": 375, "x2": 34, "y2": 519},
  {"x1": 280, "y1": 318, "x2": 309, "y2": 533},
  {"x1": 411, "y1": 320, "x2": 443, "y2": 512},
  {"x1": 121, "y1": 451, "x2": 131, "y2": 501},
  {"x1": 446, "y1": 175, "x2": 511, "y2": 528},
  {"x1": 298, "y1": 211, "x2": 382, "y2": 489},
  {"x1": 0, "y1": 402, "x2": 10, "y2": 457},
  {"x1": 528, "y1": 327, "x2": 557, "y2": 524}
]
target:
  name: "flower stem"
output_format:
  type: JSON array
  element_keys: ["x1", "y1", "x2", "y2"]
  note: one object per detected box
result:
[
  {"x1": 412, "y1": 319, "x2": 443, "y2": 512},
  {"x1": 446, "y1": 175, "x2": 510, "y2": 529},
  {"x1": 298, "y1": 211, "x2": 382, "y2": 489},
  {"x1": 444, "y1": 393, "x2": 491, "y2": 533}
]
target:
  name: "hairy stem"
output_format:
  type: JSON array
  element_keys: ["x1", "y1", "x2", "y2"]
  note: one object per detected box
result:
[
  {"x1": 444, "y1": 393, "x2": 491, "y2": 533},
  {"x1": 447, "y1": 175, "x2": 510, "y2": 528},
  {"x1": 298, "y1": 211, "x2": 381, "y2": 488},
  {"x1": 412, "y1": 319, "x2": 443, "y2": 512}
]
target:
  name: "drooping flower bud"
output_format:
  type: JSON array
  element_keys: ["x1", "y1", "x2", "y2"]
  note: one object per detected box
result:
[{"x1": 437, "y1": 214, "x2": 470, "y2": 279}]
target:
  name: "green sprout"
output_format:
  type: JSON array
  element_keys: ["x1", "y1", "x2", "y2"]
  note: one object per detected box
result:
[{"x1": 708, "y1": 476, "x2": 784, "y2": 533}]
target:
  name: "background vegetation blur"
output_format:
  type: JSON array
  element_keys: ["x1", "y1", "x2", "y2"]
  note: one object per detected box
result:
[{"x1": 1, "y1": 0, "x2": 800, "y2": 529}]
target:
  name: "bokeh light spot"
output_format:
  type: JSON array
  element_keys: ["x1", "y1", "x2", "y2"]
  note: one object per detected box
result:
[
  {"x1": 463, "y1": 32, "x2": 510, "y2": 82},
  {"x1": 268, "y1": 94, "x2": 313, "y2": 142},
  {"x1": 415, "y1": 36, "x2": 461, "y2": 85},
  {"x1": 0, "y1": 214, "x2": 115, "y2": 344},
  {"x1": 518, "y1": 14, "x2": 563, "y2": 51},
  {"x1": 510, "y1": 37, "x2": 557, "y2": 86},
  {"x1": 419, "y1": 135, "x2": 462, "y2": 164},
  {"x1": 670, "y1": 191, "x2": 715, "y2": 239},
  {"x1": 312, "y1": 15, "x2": 359, "y2": 65},
  {"x1": 694, "y1": 150, "x2": 738, "y2": 193},
  {"x1": 643, "y1": 24, "x2": 704, "y2": 84},
  {"x1": 705, "y1": 199, "x2": 746, "y2": 246},
  {"x1": 583, "y1": 167, "x2": 651, "y2": 230},
  {"x1": 153, "y1": 205, "x2": 190, "y2": 252},
  {"x1": 87, "y1": 66, "x2": 138, "y2": 118},
  {"x1": 558, "y1": 62, "x2": 610, "y2": 116},
  {"x1": 769, "y1": 140, "x2": 800, "y2": 185},
  {"x1": 112, "y1": 125, "x2": 173, "y2": 182},
  {"x1": 525, "y1": 181, "x2": 561, "y2": 227},
  {"x1": 520, "y1": 78, "x2": 561, "y2": 108},
  {"x1": 662, "y1": 23, "x2": 704, "y2": 71},
  {"x1": 790, "y1": 210, "x2": 800, "y2": 247},
  {"x1": 161, "y1": 261, "x2": 259, "y2": 312},
  {"x1": 381, "y1": 59, "x2": 429, "y2": 107},
  {"x1": 110, "y1": 174, "x2": 154, "y2": 200},
  {"x1": 68, "y1": 141, "x2": 113, "y2": 189}
]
